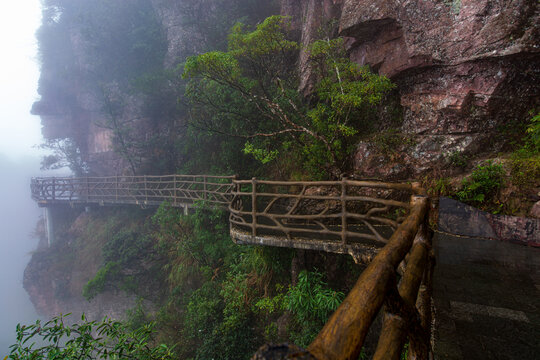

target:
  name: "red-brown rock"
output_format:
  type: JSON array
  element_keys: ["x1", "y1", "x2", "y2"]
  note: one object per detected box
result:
[{"x1": 282, "y1": 0, "x2": 540, "y2": 179}]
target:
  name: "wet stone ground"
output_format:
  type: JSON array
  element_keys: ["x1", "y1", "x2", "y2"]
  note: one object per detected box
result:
[{"x1": 433, "y1": 233, "x2": 540, "y2": 359}]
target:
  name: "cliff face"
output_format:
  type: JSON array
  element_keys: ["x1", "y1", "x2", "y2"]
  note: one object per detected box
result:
[
  {"x1": 32, "y1": 0, "x2": 278, "y2": 176},
  {"x1": 283, "y1": 0, "x2": 539, "y2": 179},
  {"x1": 24, "y1": 209, "x2": 159, "y2": 321},
  {"x1": 32, "y1": 0, "x2": 173, "y2": 176},
  {"x1": 32, "y1": 0, "x2": 538, "y2": 178}
]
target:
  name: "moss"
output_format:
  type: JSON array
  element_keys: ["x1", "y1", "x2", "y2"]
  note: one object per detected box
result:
[
  {"x1": 443, "y1": 0, "x2": 462, "y2": 14},
  {"x1": 510, "y1": 155, "x2": 540, "y2": 188},
  {"x1": 372, "y1": 129, "x2": 417, "y2": 157}
]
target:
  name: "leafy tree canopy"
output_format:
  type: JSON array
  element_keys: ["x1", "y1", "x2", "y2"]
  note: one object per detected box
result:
[{"x1": 183, "y1": 15, "x2": 394, "y2": 178}]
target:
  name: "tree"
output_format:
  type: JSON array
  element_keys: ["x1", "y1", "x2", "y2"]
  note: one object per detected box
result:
[
  {"x1": 8, "y1": 314, "x2": 175, "y2": 360},
  {"x1": 39, "y1": 139, "x2": 89, "y2": 175},
  {"x1": 183, "y1": 16, "x2": 394, "y2": 178}
]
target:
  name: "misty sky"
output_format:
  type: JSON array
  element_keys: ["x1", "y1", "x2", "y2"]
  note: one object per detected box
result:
[
  {"x1": 0, "y1": 1, "x2": 46, "y2": 354},
  {"x1": 0, "y1": 1, "x2": 42, "y2": 161}
]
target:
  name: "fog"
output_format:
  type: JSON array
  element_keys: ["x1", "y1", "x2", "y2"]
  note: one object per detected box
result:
[
  {"x1": 0, "y1": 0, "x2": 47, "y2": 354},
  {"x1": 0, "y1": 155, "x2": 44, "y2": 355}
]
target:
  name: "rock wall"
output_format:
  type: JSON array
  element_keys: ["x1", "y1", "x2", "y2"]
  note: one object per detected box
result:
[
  {"x1": 438, "y1": 197, "x2": 540, "y2": 247},
  {"x1": 23, "y1": 210, "x2": 158, "y2": 321},
  {"x1": 282, "y1": 0, "x2": 540, "y2": 179}
]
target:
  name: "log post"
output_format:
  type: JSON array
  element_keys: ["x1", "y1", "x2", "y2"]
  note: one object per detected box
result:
[
  {"x1": 85, "y1": 177, "x2": 89, "y2": 201},
  {"x1": 252, "y1": 177, "x2": 257, "y2": 237},
  {"x1": 52, "y1": 177, "x2": 56, "y2": 201},
  {"x1": 174, "y1": 175, "x2": 177, "y2": 207},
  {"x1": 144, "y1": 175, "x2": 148, "y2": 203},
  {"x1": 341, "y1": 177, "x2": 347, "y2": 244},
  {"x1": 373, "y1": 224, "x2": 431, "y2": 360},
  {"x1": 203, "y1": 175, "x2": 207, "y2": 201}
]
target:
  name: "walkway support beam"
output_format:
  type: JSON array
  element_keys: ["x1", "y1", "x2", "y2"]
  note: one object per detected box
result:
[{"x1": 44, "y1": 207, "x2": 55, "y2": 246}]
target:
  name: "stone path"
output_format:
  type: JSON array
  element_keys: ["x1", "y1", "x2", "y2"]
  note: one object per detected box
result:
[{"x1": 433, "y1": 233, "x2": 540, "y2": 359}]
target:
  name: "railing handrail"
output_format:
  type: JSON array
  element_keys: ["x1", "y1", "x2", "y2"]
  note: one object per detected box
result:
[
  {"x1": 30, "y1": 175, "x2": 236, "y2": 207},
  {"x1": 232, "y1": 178, "x2": 425, "y2": 194}
]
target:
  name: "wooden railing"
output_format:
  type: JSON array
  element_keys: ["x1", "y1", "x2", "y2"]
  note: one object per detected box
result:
[
  {"x1": 32, "y1": 175, "x2": 433, "y2": 357},
  {"x1": 237, "y1": 180, "x2": 433, "y2": 359},
  {"x1": 307, "y1": 196, "x2": 432, "y2": 360},
  {"x1": 31, "y1": 175, "x2": 236, "y2": 207},
  {"x1": 228, "y1": 178, "x2": 426, "y2": 243}
]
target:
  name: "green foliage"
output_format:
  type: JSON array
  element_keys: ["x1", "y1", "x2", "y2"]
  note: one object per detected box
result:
[
  {"x1": 38, "y1": 0, "x2": 167, "y2": 87},
  {"x1": 36, "y1": 0, "x2": 168, "y2": 175},
  {"x1": 151, "y1": 202, "x2": 297, "y2": 359},
  {"x1": 401, "y1": 342, "x2": 409, "y2": 360},
  {"x1": 254, "y1": 286, "x2": 286, "y2": 315},
  {"x1": 126, "y1": 298, "x2": 152, "y2": 331},
  {"x1": 525, "y1": 112, "x2": 540, "y2": 151},
  {"x1": 510, "y1": 156, "x2": 540, "y2": 188},
  {"x1": 39, "y1": 139, "x2": 89, "y2": 176},
  {"x1": 77, "y1": 0, "x2": 167, "y2": 84},
  {"x1": 456, "y1": 161, "x2": 505, "y2": 205},
  {"x1": 183, "y1": 15, "x2": 394, "y2": 177},
  {"x1": 446, "y1": 151, "x2": 469, "y2": 169},
  {"x1": 243, "y1": 142, "x2": 279, "y2": 164},
  {"x1": 83, "y1": 213, "x2": 164, "y2": 301},
  {"x1": 82, "y1": 262, "x2": 121, "y2": 300},
  {"x1": 152, "y1": 203, "x2": 259, "y2": 359},
  {"x1": 426, "y1": 177, "x2": 452, "y2": 197},
  {"x1": 510, "y1": 111, "x2": 540, "y2": 188},
  {"x1": 102, "y1": 230, "x2": 153, "y2": 265},
  {"x1": 8, "y1": 314, "x2": 175, "y2": 359},
  {"x1": 285, "y1": 270, "x2": 344, "y2": 347},
  {"x1": 286, "y1": 271, "x2": 343, "y2": 323},
  {"x1": 176, "y1": 0, "x2": 279, "y2": 55}
]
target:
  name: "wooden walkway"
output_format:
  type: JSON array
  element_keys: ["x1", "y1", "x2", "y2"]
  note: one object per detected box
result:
[
  {"x1": 31, "y1": 175, "x2": 235, "y2": 208},
  {"x1": 31, "y1": 174, "x2": 433, "y2": 359},
  {"x1": 31, "y1": 175, "x2": 425, "y2": 262}
]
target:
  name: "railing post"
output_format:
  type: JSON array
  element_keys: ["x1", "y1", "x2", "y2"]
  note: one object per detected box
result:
[
  {"x1": 174, "y1": 175, "x2": 177, "y2": 206},
  {"x1": 231, "y1": 174, "x2": 238, "y2": 203},
  {"x1": 252, "y1": 177, "x2": 257, "y2": 237},
  {"x1": 52, "y1": 177, "x2": 56, "y2": 201},
  {"x1": 203, "y1": 175, "x2": 207, "y2": 201},
  {"x1": 115, "y1": 176, "x2": 118, "y2": 202},
  {"x1": 341, "y1": 176, "x2": 347, "y2": 244},
  {"x1": 144, "y1": 175, "x2": 148, "y2": 203},
  {"x1": 85, "y1": 177, "x2": 89, "y2": 201}
]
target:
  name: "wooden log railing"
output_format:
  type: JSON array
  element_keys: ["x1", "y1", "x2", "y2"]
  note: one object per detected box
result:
[
  {"x1": 240, "y1": 180, "x2": 434, "y2": 359},
  {"x1": 31, "y1": 175, "x2": 433, "y2": 358},
  {"x1": 30, "y1": 175, "x2": 236, "y2": 207},
  {"x1": 229, "y1": 178, "x2": 427, "y2": 261},
  {"x1": 307, "y1": 196, "x2": 432, "y2": 360}
]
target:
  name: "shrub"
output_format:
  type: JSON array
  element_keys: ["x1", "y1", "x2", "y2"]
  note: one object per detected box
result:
[
  {"x1": 82, "y1": 261, "x2": 121, "y2": 300},
  {"x1": 510, "y1": 111, "x2": 540, "y2": 188},
  {"x1": 8, "y1": 314, "x2": 175, "y2": 359},
  {"x1": 447, "y1": 151, "x2": 469, "y2": 169},
  {"x1": 456, "y1": 161, "x2": 504, "y2": 205},
  {"x1": 285, "y1": 270, "x2": 344, "y2": 347}
]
